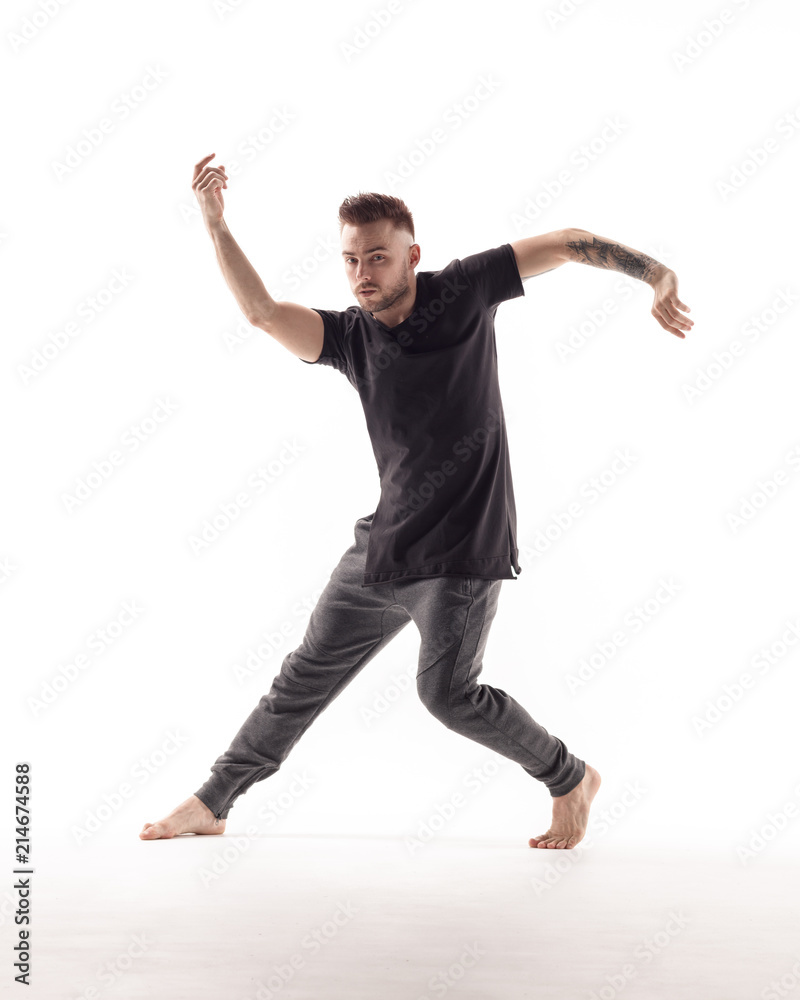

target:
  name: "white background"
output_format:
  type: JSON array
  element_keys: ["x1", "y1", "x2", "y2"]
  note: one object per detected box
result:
[{"x1": 3, "y1": 0, "x2": 799, "y2": 871}]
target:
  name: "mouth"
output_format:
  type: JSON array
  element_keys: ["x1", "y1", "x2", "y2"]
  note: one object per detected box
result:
[{"x1": 359, "y1": 289, "x2": 376, "y2": 297}]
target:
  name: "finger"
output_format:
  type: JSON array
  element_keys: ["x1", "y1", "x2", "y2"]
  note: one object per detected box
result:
[
  {"x1": 193, "y1": 167, "x2": 228, "y2": 190},
  {"x1": 665, "y1": 276, "x2": 690, "y2": 313},
  {"x1": 192, "y1": 153, "x2": 215, "y2": 179},
  {"x1": 653, "y1": 305, "x2": 686, "y2": 338},
  {"x1": 197, "y1": 174, "x2": 224, "y2": 192},
  {"x1": 202, "y1": 168, "x2": 227, "y2": 188},
  {"x1": 195, "y1": 178, "x2": 224, "y2": 199},
  {"x1": 670, "y1": 285, "x2": 690, "y2": 311},
  {"x1": 192, "y1": 166, "x2": 220, "y2": 189},
  {"x1": 665, "y1": 302, "x2": 693, "y2": 330},
  {"x1": 659, "y1": 315, "x2": 685, "y2": 338},
  {"x1": 659, "y1": 298, "x2": 693, "y2": 331},
  {"x1": 666, "y1": 320, "x2": 686, "y2": 338},
  {"x1": 202, "y1": 167, "x2": 228, "y2": 184},
  {"x1": 670, "y1": 298, "x2": 693, "y2": 323}
]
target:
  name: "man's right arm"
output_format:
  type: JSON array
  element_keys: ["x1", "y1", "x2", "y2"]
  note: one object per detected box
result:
[{"x1": 206, "y1": 219, "x2": 324, "y2": 363}]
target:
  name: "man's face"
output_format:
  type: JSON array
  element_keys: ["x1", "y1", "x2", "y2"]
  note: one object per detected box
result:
[{"x1": 341, "y1": 221, "x2": 418, "y2": 315}]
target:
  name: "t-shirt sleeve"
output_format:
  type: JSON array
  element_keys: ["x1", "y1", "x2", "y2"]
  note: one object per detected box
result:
[
  {"x1": 299, "y1": 308, "x2": 350, "y2": 377},
  {"x1": 456, "y1": 242, "x2": 525, "y2": 312}
]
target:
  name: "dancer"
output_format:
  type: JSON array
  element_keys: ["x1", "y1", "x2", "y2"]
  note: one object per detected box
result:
[{"x1": 140, "y1": 154, "x2": 692, "y2": 848}]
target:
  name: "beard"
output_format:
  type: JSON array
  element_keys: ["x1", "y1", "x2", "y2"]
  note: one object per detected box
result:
[{"x1": 358, "y1": 275, "x2": 410, "y2": 314}]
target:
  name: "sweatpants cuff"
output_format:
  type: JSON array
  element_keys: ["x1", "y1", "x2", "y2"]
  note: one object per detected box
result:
[
  {"x1": 546, "y1": 758, "x2": 586, "y2": 797},
  {"x1": 194, "y1": 775, "x2": 236, "y2": 820}
]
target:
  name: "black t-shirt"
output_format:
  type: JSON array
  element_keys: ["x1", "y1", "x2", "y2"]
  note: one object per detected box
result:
[{"x1": 301, "y1": 242, "x2": 525, "y2": 587}]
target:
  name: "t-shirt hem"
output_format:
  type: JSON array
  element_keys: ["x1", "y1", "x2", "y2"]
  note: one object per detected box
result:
[{"x1": 361, "y1": 555, "x2": 521, "y2": 587}]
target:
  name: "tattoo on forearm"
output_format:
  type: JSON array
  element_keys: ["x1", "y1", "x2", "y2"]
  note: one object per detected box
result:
[{"x1": 565, "y1": 236, "x2": 663, "y2": 282}]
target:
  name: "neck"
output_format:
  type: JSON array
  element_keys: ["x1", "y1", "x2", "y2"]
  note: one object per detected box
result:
[{"x1": 371, "y1": 276, "x2": 418, "y2": 327}]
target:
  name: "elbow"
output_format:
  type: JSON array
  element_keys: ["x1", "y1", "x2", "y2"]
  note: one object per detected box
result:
[
  {"x1": 246, "y1": 304, "x2": 275, "y2": 331},
  {"x1": 242, "y1": 292, "x2": 280, "y2": 330}
]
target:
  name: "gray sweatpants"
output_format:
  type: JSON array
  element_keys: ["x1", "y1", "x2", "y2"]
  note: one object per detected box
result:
[{"x1": 194, "y1": 513, "x2": 585, "y2": 819}]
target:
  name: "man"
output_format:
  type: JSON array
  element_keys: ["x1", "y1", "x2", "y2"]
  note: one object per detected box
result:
[{"x1": 140, "y1": 154, "x2": 692, "y2": 848}]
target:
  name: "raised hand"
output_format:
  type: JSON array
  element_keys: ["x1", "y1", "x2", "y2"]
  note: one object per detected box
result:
[{"x1": 192, "y1": 153, "x2": 228, "y2": 228}]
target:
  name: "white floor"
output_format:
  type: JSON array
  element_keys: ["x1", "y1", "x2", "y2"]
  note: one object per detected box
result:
[{"x1": 11, "y1": 833, "x2": 799, "y2": 1000}]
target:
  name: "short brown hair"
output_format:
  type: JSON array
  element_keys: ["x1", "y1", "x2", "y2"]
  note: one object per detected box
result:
[{"x1": 338, "y1": 192, "x2": 415, "y2": 241}]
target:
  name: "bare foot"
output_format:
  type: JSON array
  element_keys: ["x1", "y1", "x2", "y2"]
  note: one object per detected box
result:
[
  {"x1": 139, "y1": 795, "x2": 226, "y2": 840},
  {"x1": 529, "y1": 764, "x2": 601, "y2": 850}
]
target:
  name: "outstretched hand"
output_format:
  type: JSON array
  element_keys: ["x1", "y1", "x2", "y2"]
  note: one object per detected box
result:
[{"x1": 651, "y1": 269, "x2": 693, "y2": 338}]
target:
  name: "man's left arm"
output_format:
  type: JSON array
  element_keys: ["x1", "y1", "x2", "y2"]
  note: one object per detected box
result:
[{"x1": 510, "y1": 228, "x2": 693, "y2": 339}]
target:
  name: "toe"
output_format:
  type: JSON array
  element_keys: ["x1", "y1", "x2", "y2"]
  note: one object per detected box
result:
[{"x1": 140, "y1": 823, "x2": 167, "y2": 840}]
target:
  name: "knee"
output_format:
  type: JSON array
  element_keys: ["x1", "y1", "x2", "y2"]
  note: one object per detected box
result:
[
  {"x1": 416, "y1": 673, "x2": 451, "y2": 725},
  {"x1": 416, "y1": 674, "x2": 471, "y2": 729}
]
